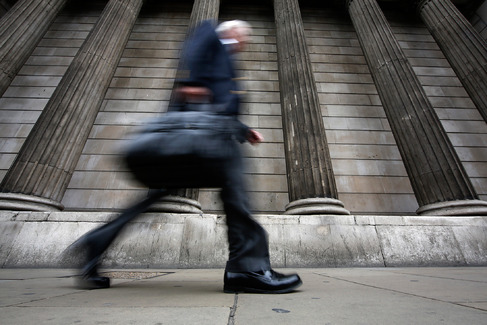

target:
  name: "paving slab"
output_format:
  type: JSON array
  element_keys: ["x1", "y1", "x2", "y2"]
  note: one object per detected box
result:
[
  {"x1": 235, "y1": 268, "x2": 487, "y2": 324},
  {"x1": 1, "y1": 306, "x2": 230, "y2": 324},
  {"x1": 314, "y1": 267, "x2": 487, "y2": 303},
  {"x1": 0, "y1": 267, "x2": 486, "y2": 325}
]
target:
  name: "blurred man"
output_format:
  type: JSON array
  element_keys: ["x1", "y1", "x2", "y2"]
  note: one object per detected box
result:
[
  {"x1": 69, "y1": 20, "x2": 302, "y2": 294},
  {"x1": 177, "y1": 20, "x2": 302, "y2": 293}
]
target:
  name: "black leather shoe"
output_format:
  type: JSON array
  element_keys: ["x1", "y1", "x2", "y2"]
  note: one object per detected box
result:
[
  {"x1": 64, "y1": 236, "x2": 110, "y2": 290},
  {"x1": 224, "y1": 269, "x2": 302, "y2": 294},
  {"x1": 76, "y1": 274, "x2": 110, "y2": 290},
  {"x1": 75, "y1": 257, "x2": 111, "y2": 289}
]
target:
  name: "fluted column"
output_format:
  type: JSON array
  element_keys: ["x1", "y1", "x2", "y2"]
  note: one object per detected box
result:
[
  {"x1": 188, "y1": 0, "x2": 220, "y2": 32},
  {"x1": 149, "y1": 0, "x2": 221, "y2": 213},
  {"x1": 417, "y1": 0, "x2": 487, "y2": 123},
  {"x1": 273, "y1": 0, "x2": 349, "y2": 215},
  {"x1": 346, "y1": 0, "x2": 487, "y2": 215},
  {"x1": 0, "y1": 0, "x2": 68, "y2": 97},
  {"x1": 0, "y1": 0, "x2": 144, "y2": 211}
]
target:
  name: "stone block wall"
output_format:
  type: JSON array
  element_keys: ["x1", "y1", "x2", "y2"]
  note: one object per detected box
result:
[
  {"x1": 201, "y1": 3, "x2": 289, "y2": 213},
  {"x1": 388, "y1": 9, "x2": 487, "y2": 204},
  {"x1": 471, "y1": 0, "x2": 487, "y2": 40},
  {"x1": 0, "y1": 2, "x2": 104, "y2": 187},
  {"x1": 1, "y1": 211, "x2": 486, "y2": 268},
  {"x1": 303, "y1": 7, "x2": 418, "y2": 215},
  {"x1": 0, "y1": 0, "x2": 486, "y2": 215},
  {"x1": 62, "y1": 2, "x2": 192, "y2": 211}
]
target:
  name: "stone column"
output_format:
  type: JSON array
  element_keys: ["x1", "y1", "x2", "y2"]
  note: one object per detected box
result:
[
  {"x1": 346, "y1": 0, "x2": 487, "y2": 215},
  {"x1": 188, "y1": 0, "x2": 220, "y2": 32},
  {"x1": 0, "y1": 0, "x2": 68, "y2": 97},
  {"x1": 149, "y1": 0, "x2": 221, "y2": 213},
  {"x1": 0, "y1": 0, "x2": 144, "y2": 211},
  {"x1": 273, "y1": 0, "x2": 349, "y2": 215},
  {"x1": 417, "y1": 0, "x2": 487, "y2": 123}
]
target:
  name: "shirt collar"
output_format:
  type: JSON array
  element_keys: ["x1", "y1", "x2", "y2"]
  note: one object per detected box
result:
[{"x1": 220, "y1": 38, "x2": 239, "y2": 45}]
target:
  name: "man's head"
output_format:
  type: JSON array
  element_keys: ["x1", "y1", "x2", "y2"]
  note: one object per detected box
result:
[{"x1": 216, "y1": 20, "x2": 252, "y2": 53}]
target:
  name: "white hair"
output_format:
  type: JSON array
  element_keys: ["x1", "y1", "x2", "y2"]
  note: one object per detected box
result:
[{"x1": 215, "y1": 20, "x2": 252, "y2": 37}]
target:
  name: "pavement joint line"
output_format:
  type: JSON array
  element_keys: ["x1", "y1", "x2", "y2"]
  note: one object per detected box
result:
[
  {"x1": 455, "y1": 302, "x2": 487, "y2": 312},
  {"x1": 4, "y1": 287, "x2": 90, "y2": 308},
  {"x1": 1, "y1": 275, "x2": 149, "y2": 308},
  {"x1": 227, "y1": 293, "x2": 238, "y2": 325},
  {"x1": 314, "y1": 272, "x2": 487, "y2": 313},
  {"x1": 373, "y1": 225, "x2": 387, "y2": 267},
  {"x1": 386, "y1": 271, "x2": 487, "y2": 284},
  {"x1": 0, "y1": 274, "x2": 76, "y2": 281}
]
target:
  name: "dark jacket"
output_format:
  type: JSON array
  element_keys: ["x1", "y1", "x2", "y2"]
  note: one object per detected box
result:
[{"x1": 178, "y1": 20, "x2": 249, "y2": 141}]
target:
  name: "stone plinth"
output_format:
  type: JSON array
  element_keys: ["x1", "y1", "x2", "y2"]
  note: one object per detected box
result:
[{"x1": 1, "y1": 211, "x2": 486, "y2": 268}]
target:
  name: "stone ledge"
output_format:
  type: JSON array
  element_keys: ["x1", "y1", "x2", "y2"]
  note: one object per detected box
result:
[{"x1": 0, "y1": 212, "x2": 486, "y2": 268}]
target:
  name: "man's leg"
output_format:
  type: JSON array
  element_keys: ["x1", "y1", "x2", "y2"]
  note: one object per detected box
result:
[
  {"x1": 220, "y1": 149, "x2": 302, "y2": 293},
  {"x1": 220, "y1": 151, "x2": 271, "y2": 273},
  {"x1": 69, "y1": 189, "x2": 168, "y2": 288}
]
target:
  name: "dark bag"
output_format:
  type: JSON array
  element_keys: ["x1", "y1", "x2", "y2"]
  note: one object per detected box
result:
[{"x1": 124, "y1": 110, "x2": 237, "y2": 189}]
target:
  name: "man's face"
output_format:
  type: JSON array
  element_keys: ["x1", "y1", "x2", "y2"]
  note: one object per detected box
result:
[{"x1": 228, "y1": 27, "x2": 251, "y2": 53}]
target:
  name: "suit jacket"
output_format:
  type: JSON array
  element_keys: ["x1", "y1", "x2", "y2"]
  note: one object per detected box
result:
[{"x1": 178, "y1": 20, "x2": 249, "y2": 141}]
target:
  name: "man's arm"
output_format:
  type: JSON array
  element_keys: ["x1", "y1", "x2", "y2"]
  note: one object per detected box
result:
[{"x1": 178, "y1": 20, "x2": 219, "y2": 88}]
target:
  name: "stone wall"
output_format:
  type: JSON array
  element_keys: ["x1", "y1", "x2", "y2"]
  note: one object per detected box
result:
[
  {"x1": 390, "y1": 9, "x2": 487, "y2": 207},
  {"x1": 62, "y1": 2, "x2": 192, "y2": 211},
  {"x1": 0, "y1": 0, "x2": 14, "y2": 17},
  {"x1": 303, "y1": 7, "x2": 417, "y2": 214},
  {"x1": 1, "y1": 211, "x2": 486, "y2": 268},
  {"x1": 472, "y1": 0, "x2": 487, "y2": 40},
  {"x1": 0, "y1": 0, "x2": 486, "y2": 215}
]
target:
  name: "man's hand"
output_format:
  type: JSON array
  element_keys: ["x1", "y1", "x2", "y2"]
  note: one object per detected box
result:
[
  {"x1": 175, "y1": 86, "x2": 212, "y2": 103},
  {"x1": 246, "y1": 129, "x2": 264, "y2": 145}
]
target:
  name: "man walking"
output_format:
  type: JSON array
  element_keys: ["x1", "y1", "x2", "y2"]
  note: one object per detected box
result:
[{"x1": 68, "y1": 20, "x2": 302, "y2": 294}]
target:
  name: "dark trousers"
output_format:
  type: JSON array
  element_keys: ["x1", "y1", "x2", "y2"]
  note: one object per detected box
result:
[
  {"x1": 220, "y1": 148, "x2": 271, "y2": 272},
  {"x1": 80, "y1": 145, "x2": 271, "y2": 273}
]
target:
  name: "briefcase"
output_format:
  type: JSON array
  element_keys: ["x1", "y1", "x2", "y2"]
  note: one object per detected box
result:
[{"x1": 124, "y1": 110, "x2": 238, "y2": 189}]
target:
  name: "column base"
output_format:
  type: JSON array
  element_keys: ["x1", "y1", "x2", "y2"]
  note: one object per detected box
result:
[
  {"x1": 416, "y1": 199, "x2": 487, "y2": 216},
  {"x1": 0, "y1": 193, "x2": 64, "y2": 211},
  {"x1": 284, "y1": 198, "x2": 350, "y2": 215},
  {"x1": 147, "y1": 195, "x2": 203, "y2": 214}
]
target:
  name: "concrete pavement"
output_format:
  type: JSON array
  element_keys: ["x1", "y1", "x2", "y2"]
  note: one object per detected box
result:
[{"x1": 0, "y1": 267, "x2": 486, "y2": 324}]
